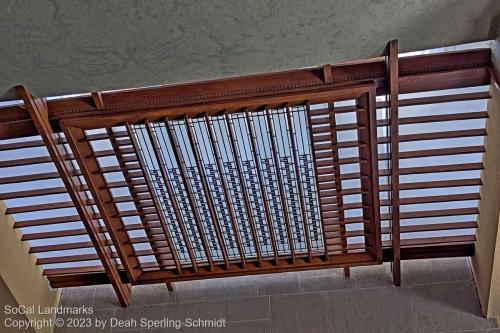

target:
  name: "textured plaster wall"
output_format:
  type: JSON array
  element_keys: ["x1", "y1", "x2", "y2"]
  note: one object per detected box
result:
[
  {"x1": 0, "y1": 0, "x2": 499, "y2": 100},
  {"x1": 472, "y1": 34, "x2": 500, "y2": 321},
  {"x1": 0, "y1": 277, "x2": 35, "y2": 333},
  {"x1": 0, "y1": 201, "x2": 60, "y2": 333}
]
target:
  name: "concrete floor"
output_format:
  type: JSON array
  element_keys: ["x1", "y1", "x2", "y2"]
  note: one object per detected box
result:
[{"x1": 56, "y1": 257, "x2": 499, "y2": 333}]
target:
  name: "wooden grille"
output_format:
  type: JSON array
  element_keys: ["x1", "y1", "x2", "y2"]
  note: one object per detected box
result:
[{"x1": 0, "y1": 42, "x2": 495, "y2": 306}]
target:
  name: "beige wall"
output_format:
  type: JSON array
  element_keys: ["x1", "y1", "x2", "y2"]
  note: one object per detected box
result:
[
  {"x1": 0, "y1": 276, "x2": 35, "y2": 333},
  {"x1": 0, "y1": 201, "x2": 60, "y2": 333},
  {"x1": 471, "y1": 37, "x2": 500, "y2": 321}
]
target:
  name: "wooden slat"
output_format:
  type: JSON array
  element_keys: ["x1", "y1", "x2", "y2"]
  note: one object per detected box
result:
[
  {"x1": 379, "y1": 193, "x2": 480, "y2": 206},
  {"x1": 125, "y1": 124, "x2": 181, "y2": 274},
  {"x1": 205, "y1": 115, "x2": 247, "y2": 268},
  {"x1": 6, "y1": 201, "x2": 76, "y2": 215},
  {"x1": 245, "y1": 110, "x2": 280, "y2": 264},
  {"x1": 30, "y1": 241, "x2": 94, "y2": 253},
  {"x1": 165, "y1": 119, "x2": 215, "y2": 271},
  {"x1": 390, "y1": 178, "x2": 482, "y2": 191},
  {"x1": 145, "y1": 121, "x2": 199, "y2": 272},
  {"x1": 286, "y1": 106, "x2": 313, "y2": 262},
  {"x1": 110, "y1": 125, "x2": 180, "y2": 274},
  {"x1": 381, "y1": 221, "x2": 478, "y2": 234},
  {"x1": 378, "y1": 207, "x2": 479, "y2": 221},
  {"x1": 356, "y1": 90, "x2": 382, "y2": 260},
  {"x1": 22, "y1": 228, "x2": 87, "y2": 241},
  {"x1": 185, "y1": 117, "x2": 230, "y2": 270},
  {"x1": 388, "y1": 39, "x2": 400, "y2": 286},
  {"x1": 398, "y1": 128, "x2": 486, "y2": 142},
  {"x1": 326, "y1": 103, "x2": 349, "y2": 275},
  {"x1": 0, "y1": 187, "x2": 68, "y2": 200},
  {"x1": 0, "y1": 155, "x2": 54, "y2": 168},
  {"x1": 225, "y1": 113, "x2": 263, "y2": 265},
  {"x1": 0, "y1": 139, "x2": 45, "y2": 151},
  {"x1": 17, "y1": 86, "x2": 131, "y2": 307},
  {"x1": 384, "y1": 163, "x2": 484, "y2": 176},
  {"x1": 14, "y1": 215, "x2": 81, "y2": 228},
  {"x1": 308, "y1": 103, "x2": 337, "y2": 260},
  {"x1": 265, "y1": 109, "x2": 296, "y2": 263},
  {"x1": 37, "y1": 254, "x2": 101, "y2": 265},
  {"x1": 62, "y1": 124, "x2": 142, "y2": 283},
  {"x1": 398, "y1": 235, "x2": 476, "y2": 246},
  {"x1": 335, "y1": 111, "x2": 488, "y2": 131}
]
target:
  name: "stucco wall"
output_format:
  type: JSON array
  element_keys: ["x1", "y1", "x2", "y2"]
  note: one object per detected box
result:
[
  {"x1": 0, "y1": 201, "x2": 60, "y2": 333},
  {"x1": 472, "y1": 36, "x2": 500, "y2": 321}
]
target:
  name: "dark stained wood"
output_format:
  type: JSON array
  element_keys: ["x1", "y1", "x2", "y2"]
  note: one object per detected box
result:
[
  {"x1": 205, "y1": 114, "x2": 247, "y2": 268},
  {"x1": 14, "y1": 215, "x2": 82, "y2": 228},
  {"x1": 145, "y1": 121, "x2": 199, "y2": 272},
  {"x1": 16, "y1": 86, "x2": 131, "y2": 307},
  {"x1": 285, "y1": 106, "x2": 313, "y2": 262},
  {"x1": 185, "y1": 117, "x2": 231, "y2": 270},
  {"x1": 388, "y1": 40, "x2": 401, "y2": 286},
  {"x1": 1, "y1": 49, "x2": 490, "y2": 140},
  {"x1": 112, "y1": 125, "x2": 181, "y2": 274},
  {"x1": 356, "y1": 89, "x2": 382, "y2": 262},
  {"x1": 306, "y1": 101, "x2": 334, "y2": 260},
  {"x1": 6, "y1": 201, "x2": 76, "y2": 214},
  {"x1": 164, "y1": 119, "x2": 215, "y2": 271},
  {"x1": 245, "y1": 110, "x2": 280, "y2": 264},
  {"x1": 224, "y1": 112, "x2": 263, "y2": 265},
  {"x1": 91, "y1": 92, "x2": 104, "y2": 110},
  {"x1": 62, "y1": 125, "x2": 143, "y2": 283},
  {"x1": 265, "y1": 108, "x2": 296, "y2": 263},
  {"x1": 325, "y1": 102, "x2": 349, "y2": 275},
  {"x1": 44, "y1": 237, "x2": 474, "y2": 288},
  {"x1": 0, "y1": 187, "x2": 69, "y2": 200},
  {"x1": 4, "y1": 45, "x2": 492, "y2": 300}
]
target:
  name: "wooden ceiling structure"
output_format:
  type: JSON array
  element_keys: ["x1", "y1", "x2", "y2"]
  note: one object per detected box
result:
[{"x1": 0, "y1": 41, "x2": 496, "y2": 306}]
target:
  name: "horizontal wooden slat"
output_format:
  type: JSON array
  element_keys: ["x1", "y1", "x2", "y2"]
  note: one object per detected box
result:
[
  {"x1": 6, "y1": 201, "x2": 78, "y2": 215},
  {"x1": 0, "y1": 187, "x2": 68, "y2": 200},
  {"x1": 0, "y1": 156, "x2": 54, "y2": 168},
  {"x1": 0, "y1": 170, "x2": 75, "y2": 185},
  {"x1": 387, "y1": 207, "x2": 479, "y2": 220},
  {"x1": 381, "y1": 193, "x2": 480, "y2": 206},
  {"x1": 331, "y1": 111, "x2": 488, "y2": 132},
  {"x1": 14, "y1": 215, "x2": 82, "y2": 228},
  {"x1": 381, "y1": 221, "x2": 478, "y2": 234},
  {"x1": 22, "y1": 228, "x2": 88, "y2": 241},
  {"x1": 37, "y1": 253, "x2": 101, "y2": 265},
  {"x1": 383, "y1": 178, "x2": 482, "y2": 191},
  {"x1": 398, "y1": 235, "x2": 476, "y2": 246},
  {"x1": 30, "y1": 241, "x2": 94, "y2": 253},
  {"x1": 0, "y1": 139, "x2": 45, "y2": 151}
]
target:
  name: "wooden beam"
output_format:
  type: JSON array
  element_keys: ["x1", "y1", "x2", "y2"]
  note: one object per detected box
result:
[
  {"x1": 325, "y1": 102, "x2": 350, "y2": 276},
  {"x1": 62, "y1": 124, "x2": 143, "y2": 283},
  {"x1": 388, "y1": 39, "x2": 401, "y2": 286},
  {"x1": 44, "y1": 240, "x2": 476, "y2": 288},
  {"x1": 91, "y1": 92, "x2": 104, "y2": 110},
  {"x1": 356, "y1": 89, "x2": 383, "y2": 262},
  {"x1": 16, "y1": 85, "x2": 131, "y2": 307}
]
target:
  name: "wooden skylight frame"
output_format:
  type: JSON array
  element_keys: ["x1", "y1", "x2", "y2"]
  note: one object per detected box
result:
[{"x1": 0, "y1": 40, "x2": 496, "y2": 306}]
